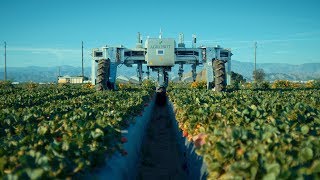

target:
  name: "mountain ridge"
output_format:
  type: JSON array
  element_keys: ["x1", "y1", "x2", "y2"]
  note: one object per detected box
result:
[{"x1": 0, "y1": 60, "x2": 319, "y2": 82}]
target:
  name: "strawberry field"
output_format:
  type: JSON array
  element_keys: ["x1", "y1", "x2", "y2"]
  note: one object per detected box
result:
[
  {"x1": 1, "y1": 80, "x2": 320, "y2": 179},
  {"x1": 0, "y1": 83, "x2": 154, "y2": 179},
  {"x1": 168, "y1": 87, "x2": 320, "y2": 179}
]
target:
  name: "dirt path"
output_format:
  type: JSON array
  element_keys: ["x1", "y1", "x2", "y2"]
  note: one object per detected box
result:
[{"x1": 136, "y1": 101, "x2": 187, "y2": 180}]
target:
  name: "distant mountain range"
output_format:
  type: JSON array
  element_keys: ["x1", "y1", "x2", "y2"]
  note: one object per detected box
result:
[
  {"x1": 0, "y1": 60, "x2": 319, "y2": 82},
  {"x1": 231, "y1": 60, "x2": 320, "y2": 81}
]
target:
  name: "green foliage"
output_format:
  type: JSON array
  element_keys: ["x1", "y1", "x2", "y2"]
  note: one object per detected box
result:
[
  {"x1": 313, "y1": 80, "x2": 320, "y2": 88},
  {"x1": 253, "y1": 69, "x2": 265, "y2": 82},
  {"x1": 167, "y1": 82, "x2": 191, "y2": 91},
  {"x1": 0, "y1": 80, "x2": 13, "y2": 88},
  {"x1": 231, "y1": 71, "x2": 247, "y2": 84},
  {"x1": 0, "y1": 81, "x2": 17, "y2": 94},
  {"x1": 251, "y1": 81, "x2": 270, "y2": 90},
  {"x1": 168, "y1": 87, "x2": 320, "y2": 179},
  {"x1": 227, "y1": 72, "x2": 247, "y2": 91},
  {"x1": 0, "y1": 84, "x2": 154, "y2": 178},
  {"x1": 226, "y1": 84, "x2": 240, "y2": 91}
]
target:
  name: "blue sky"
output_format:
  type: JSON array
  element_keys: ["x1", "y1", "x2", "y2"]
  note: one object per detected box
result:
[{"x1": 0, "y1": 0, "x2": 319, "y2": 67}]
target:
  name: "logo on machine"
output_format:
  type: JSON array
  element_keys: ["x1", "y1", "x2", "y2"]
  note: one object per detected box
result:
[{"x1": 150, "y1": 45, "x2": 171, "y2": 49}]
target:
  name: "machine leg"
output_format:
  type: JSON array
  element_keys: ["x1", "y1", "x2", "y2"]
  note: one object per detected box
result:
[
  {"x1": 178, "y1": 63, "x2": 184, "y2": 81},
  {"x1": 108, "y1": 62, "x2": 118, "y2": 90},
  {"x1": 96, "y1": 59, "x2": 110, "y2": 91},
  {"x1": 155, "y1": 67, "x2": 168, "y2": 106},
  {"x1": 137, "y1": 62, "x2": 143, "y2": 84},
  {"x1": 146, "y1": 66, "x2": 150, "y2": 80},
  {"x1": 192, "y1": 64, "x2": 197, "y2": 82},
  {"x1": 156, "y1": 67, "x2": 168, "y2": 93},
  {"x1": 205, "y1": 60, "x2": 214, "y2": 90},
  {"x1": 164, "y1": 71, "x2": 169, "y2": 86},
  {"x1": 214, "y1": 60, "x2": 227, "y2": 92}
]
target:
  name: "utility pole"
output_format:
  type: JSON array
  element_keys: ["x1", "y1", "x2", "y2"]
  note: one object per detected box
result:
[
  {"x1": 254, "y1": 42, "x2": 257, "y2": 72},
  {"x1": 57, "y1": 66, "x2": 61, "y2": 83},
  {"x1": 4, "y1": 41, "x2": 7, "y2": 81},
  {"x1": 82, "y1": 41, "x2": 84, "y2": 77}
]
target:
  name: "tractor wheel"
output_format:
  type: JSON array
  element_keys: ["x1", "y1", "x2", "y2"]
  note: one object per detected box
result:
[
  {"x1": 214, "y1": 60, "x2": 226, "y2": 92},
  {"x1": 96, "y1": 59, "x2": 110, "y2": 91}
]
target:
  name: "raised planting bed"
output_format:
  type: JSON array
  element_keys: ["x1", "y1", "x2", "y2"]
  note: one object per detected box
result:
[
  {"x1": 0, "y1": 84, "x2": 154, "y2": 179},
  {"x1": 168, "y1": 101, "x2": 208, "y2": 180},
  {"x1": 89, "y1": 95, "x2": 156, "y2": 179},
  {"x1": 168, "y1": 88, "x2": 320, "y2": 179}
]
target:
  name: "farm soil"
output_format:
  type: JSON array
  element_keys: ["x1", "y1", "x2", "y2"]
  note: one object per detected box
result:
[{"x1": 136, "y1": 98, "x2": 187, "y2": 180}]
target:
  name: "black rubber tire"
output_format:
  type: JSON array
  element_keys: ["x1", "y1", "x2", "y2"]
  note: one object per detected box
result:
[
  {"x1": 96, "y1": 59, "x2": 110, "y2": 91},
  {"x1": 214, "y1": 60, "x2": 226, "y2": 92}
]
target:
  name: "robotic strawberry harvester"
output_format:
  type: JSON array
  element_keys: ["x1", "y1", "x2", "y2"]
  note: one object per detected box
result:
[{"x1": 91, "y1": 32, "x2": 232, "y2": 93}]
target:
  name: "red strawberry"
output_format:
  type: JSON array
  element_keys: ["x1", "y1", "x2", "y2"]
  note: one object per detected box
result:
[
  {"x1": 183, "y1": 130, "x2": 188, "y2": 137},
  {"x1": 56, "y1": 136, "x2": 62, "y2": 142},
  {"x1": 121, "y1": 137, "x2": 128, "y2": 143},
  {"x1": 193, "y1": 133, "x2": 207, "y2": 148}
]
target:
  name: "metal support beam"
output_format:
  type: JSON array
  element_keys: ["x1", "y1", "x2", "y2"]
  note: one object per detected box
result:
[
  {"x1": 156, "y1": 67, "x2": 169, "y2": 92},
  {"x1": 137, "y1": 62, "x2": 143, "y2": 84},
  {"x1": 192, "y1": 34, "x2": 197, "y2": 48},
  {"x1": 178, "y1": 63, "x2": 183, "y2": 81},
  {"x1": 109, "y1": 62, "x2": 118, "y2": 89},
  {"x1": 191, "y1": 64, "x2": 197, "y2": 82},
  {"x1": 146, "y1": 66, "x2": 150, "y2": 79},
  {"x1": 178, "y1": 33, "x2": 185, "y2": 48},
  {"x1": 136, "y1": 32, "x2": 143, "y2": 49},
  {"x1": 226, "y1": 57, "x2": 231, "y2": 85},
  {"x1": 205, "y1": 47, "x2": 215, "y2": 89},
  {"x1": 91, "y1": 58, "x2": 96, "y2": 85}
]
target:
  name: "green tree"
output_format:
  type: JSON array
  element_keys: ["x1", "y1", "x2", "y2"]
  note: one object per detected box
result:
[
  {"x1": 231, "y1": 71, "x2": 246, "y2": 85},
  {"x1": 253, "y1": 69, "x2": 265, "y2": 82}
]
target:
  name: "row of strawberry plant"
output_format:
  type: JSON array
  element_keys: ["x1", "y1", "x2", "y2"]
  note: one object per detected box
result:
[
  {"x1": 0, "y1": 86, "x2": 154, "y2": 179},
  {"x1": 0, "y1": 84, "x2": 95, "y2": 109},
  {"x1": 168, "y1": 88, "x2": 320, "y2": 179}
]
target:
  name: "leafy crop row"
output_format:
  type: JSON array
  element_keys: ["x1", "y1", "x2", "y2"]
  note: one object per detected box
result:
[
  {"x1": 0, "y1": 84, "x2": 154, "y2": 179},
  {"x1": 168, "y1": 88, "x2": 320, "y2": 179},
  {"x1": 0, "y1": 84, "x2": 94, "y2": 109}
]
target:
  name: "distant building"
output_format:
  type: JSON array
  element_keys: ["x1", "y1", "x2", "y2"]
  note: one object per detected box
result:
[{"x1": 58, "y1": 76, "x2": 85, "y2": 84}]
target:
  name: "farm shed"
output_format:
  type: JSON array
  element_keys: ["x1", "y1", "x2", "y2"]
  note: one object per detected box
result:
[{"x1": 58, "y1": 75, "x2": 84, "y2": 84}]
